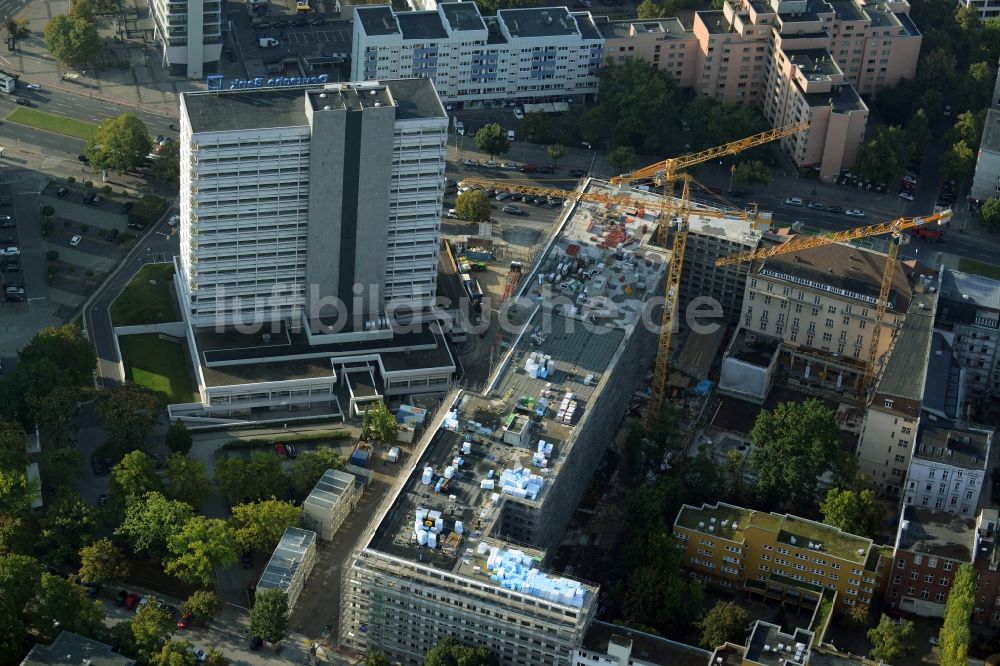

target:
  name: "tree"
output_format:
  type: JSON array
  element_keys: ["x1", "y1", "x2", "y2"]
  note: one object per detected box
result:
[
  {"x1": 749, "y1": 399, "x2": 840, "y2": 508},
  {"x1": 0, "y1": 468, "x2": 37, "y2": 554},
  {"x1": 110, "y1": 450, "x2": 161, "y2": 500},
  {"x1": 6, "y1": 18, "x2": 30, "y2": 39},
  {"x1": 43, "y1": 14, "x2": 102, "y2": 68},
  {"x1": 947, "y1": 110, "x2": 986, "y2": 152},
  {"x1": 130, "y1": 597, "x2": 175, "y2": 661},
  {"x1": 589, "y1": 60, "x2": 677, "y2": 154},
  {"x1": 166, "y1": 420, "x2": 192, "y2": 455},
  {"x1": 546, "y1": 143, "x2": 566, "y2": 169},
  {"x1": 733, "y1": 160, "x2": 772, "y2": 187},
  {"x1": 424, "y1": 636, "x2": 498, "y2": 666},
  {"x1": 820, "y1": 488, "x2": 883, "y2": 541},
  {"x1": 96, "y1": 384, "x2": 160, "y2": 450},
  {"x1": 979, "y1": 197, "x2": 1000, "y2": 232},
  {"x1": 619, "y1": 558, "x2": 704, "y2": 632},
  {"x1": 180, "y1": 590, "x2": 222, "y2": 625},
  {"x1": 905, "y1": 109, "x2": 932, "y2": 159},
  {"x1": 723, "y1": 449, "x2": 749, "y2": 504},
  {"x1": 455, "y1": 190, "x2": 491, "y2": 222},
  {"x1": 474, "y1": 123, "x2": 511, "y2": 160},
  {"x1": 843, "y1": 603, "x2": 870, "y2": 629},
  {"x1": 28, "y1": 572, "x2": 104, "y2": 642},
  {"x1": 0, "y1": 419, "x2": 29, "y2": 471},
  {"x1": 698, "y1": 601, "x2": 752, "y2": 650},
  {"x1": 116, "y1": 491, "x2": 194, "y2": 558},
  {"x1": 853, "y1": 125, "x2": 910, "y2": 186},
  {"x1": 362, "y1": 401, "x2": 399, "y2": 444},
  {"x1": 40, "y1": 447, "x2": 85, "y2": 489},
  {"x1": 0, "y1": 553, "x2": 42, "y2": 656},
  {"x1": 941, "y1": 140, "x2": 976, "y2": 188},
  {"x1": 164, "y1": 516, "x2": 237, "y2": 586},
  {"x1": 637, "y1": 0, "x2": 665, "y2": 19},
  {"x1": 867, "y1": 614, "x2": 914, "y2": 663},
  {"x1": 150, "y1": 141, "x2": 181, "y2": 185},
  {"x1": 230, "y1": 500, "x2": 301, "y2": 553},
  {"x1": 366, "y1": 652, "x2": 390, "y2": 666},
  {"x1": 162, "y1": 454, "x2": 212, "y2": 508},
  {"x1": 85, "y1": 113, "x2": 153, "y2": 174},
  {"x1": 78, "y1": 537, "x2": 129, "y2": 585},
  {"x1": 608, "y1": 146, "x2": 637, "y2": 174},
  {"x1": 249, "y1": 588, "x2": 289, "y2": 644},
  {"x1": 288, "y1": 446, "x2": 346, "y2": 495},
  {"x1": 213, "y1": 454, "x2": 287, "y2": 504},
  {"x1": 39, "y1": 491, "x2": 97, "y2": 567},
  {"x1": 938, "y1": 564, "x2": 975, "y2": 666},
  {"x1": 152, "y1": 640, "x2": 198, "y2": 666},
  {"x1": 203, "y1": 649, "x2": 226, "y2": 666},
  {"x1": 17, "y1": 325, "x2": 95, "y2": 393}
]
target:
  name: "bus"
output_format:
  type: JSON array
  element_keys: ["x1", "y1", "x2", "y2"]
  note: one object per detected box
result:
[
  {"x1": 460, "y1": 272, "x2": 483, "y2": 303},
  {"x1": 0, "y1": 74, "x2": 16, "y2": 94}
]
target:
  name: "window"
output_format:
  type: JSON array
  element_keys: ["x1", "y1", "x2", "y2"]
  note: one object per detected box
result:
[
  {"x1": 910, "y1": 571, "x2": 919, "y2": 580},
  {"x1": 944, "y1": 561, "x2": 953, "y2": 571},
  {"x1": 884, "y1": 399, "x2": 894, "y2": 408},
  {"x1": 928, "y1": 558, "x2": 938, "y2": 569},
  {"x1": 939, "y1": 577, "x2": 949, "y2": 586}
]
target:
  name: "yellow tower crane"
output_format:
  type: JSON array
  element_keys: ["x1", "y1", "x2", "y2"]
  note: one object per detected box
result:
[{"x1": 714, "y1": 209, "x2": 953, "y2": 399}]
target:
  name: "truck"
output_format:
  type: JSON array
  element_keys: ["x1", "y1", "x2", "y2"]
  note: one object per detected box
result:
[
  {"x1": 0, "y1": 74, "x2": 16, "y2": 94},
  {"x1": 258, "y1": 37, "x2": 280, "y2": 48},
  {"x1": 908, "y1": 226, "x2": 943, "y2": 242}
]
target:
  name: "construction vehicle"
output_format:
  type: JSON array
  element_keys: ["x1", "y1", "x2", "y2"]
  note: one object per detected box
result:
[
  {"x1": 715, "y1": 209, "x2": 953, "y2": 398},
  {"x1": 490, "y1": 261, "x2": 525, "y2": 365},
  {"x1": 460, "y1": 120, "x2": 809, "y2": 422}
]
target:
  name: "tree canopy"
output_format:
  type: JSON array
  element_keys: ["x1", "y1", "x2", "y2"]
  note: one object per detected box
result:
[
  {"x1": 162, "y1": 454, "x2": 212, "y2": 509},
  {"x1": 608, "y1": 146, "x2": 637, "y2": 174},
  {"x1": 85, "y1": 113, "x2": 153, "y2": 174},
  {"x1": 116, "y1": 491, "x2": 195, "y2": 558},
  {"x1": 980, "y1": 197, "x2": 1000, "y2": 232},
  {"x1": 698, "y1": 601, "x2": 752, "y2": 650},
  {"x1": 213, "y1": 453, "x2": 287, "y2": 504},
  {"x1": 96, "y1": 384, "x2": 160, "y2": 450},
  {"x1": 39, "y1": 491, "x2": 97, "y2": 567},
  {"x1": 288, "y1": 446, "x2": 346, "y2": 496},
  {"x1": 230, "y1": 500, "x2": 301, "y2": 553},
  {"x1": 150, "y1": 141, "x2": 182, "y2": 185},
  {"x1": 820, "y1": 488, "x2": 883, "y2": 540},
  {"x1": 749, "y1": 399, "x2": 841, "y2": 508},
  {"x1": 867, "y1": 614, "x2": 914, "y2": 664},
  {"x1": 43, "y1": 14, "x2": 102, "y2": 68},
  {"x1": 546, "y1": 143, "x2": 566, "y2": 167},
  {"x1": 166, "y1": 419, "x2": 192, "y2": 455},
  {"x1": 853, "y1": 125, "x2": 911, "y2": 185},
  {"x1": 474, "y1": 123, "x2": 511, "y2": 159},
  {"x1": 78, "y1": 537, "x2": 129, "y2": 585},
  {"x1": 180, "y1": 590, "x2": 222, "y2": 624},
  {"x1": 938, "y1": 564, "x2": 975, "y2": 666},
  {"x1": 164, "y1": 516, "x2": 238, "y2": 586},
  {"x1": 424, "y1": 636, "x2": 498, "y2": 666},
  {"x1": 249, "y1": 588, "x2": 289, "y2": 644},
  {"x1": 455, "y1": 190, "x2": 491, "y2": 223},
  {"x1": 362, "y1": 401, "x2": 399, "y2": 444}
]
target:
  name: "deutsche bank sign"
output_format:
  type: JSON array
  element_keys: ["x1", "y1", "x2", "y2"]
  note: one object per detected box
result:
[{"x1": 229, "y1": 74, "x2": 329, "y2": 90}]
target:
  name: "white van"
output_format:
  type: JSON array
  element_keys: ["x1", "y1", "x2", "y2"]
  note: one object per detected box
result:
[
  {"x1": 258, "y1": 37, "x2": 279, "y2": 48},
  {"x1": 507, "y1": 129, "x2": 516, "y2": 141},
  {"x1": 456, "y1": 120, "x2": 465, "y2": 135}
]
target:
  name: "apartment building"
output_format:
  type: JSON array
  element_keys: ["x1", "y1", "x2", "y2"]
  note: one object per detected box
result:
[
  {"x1": 904, "y1": 422, "x2": 992, "y2": 515},
  {"x1": 596, "y1": 18, "x2": 701, "y2": 88},
  {"x1": 887, "y1": 505, "x2": 1000, "y2": 625},
  {"x1": 855, "y1": 292, "x2": 936, "y2": 496},
  {"x1": 673, "y1": 502, "x2": 891, "y2": 613},
  {"x1": 339, "y1": 184, "x2": 669, "y2": 665},
  {"x1": 150, "y1": 0, "x2": 222, "y2": 78},
  {"x1": 169, "y1": 80, "x2": 459, "y2": 423},
  {"x1": 935, "y1": 267, "x2": 1000, "y2": 401},
  {"x1": 959, "y1": 0, "x2": 1000, "y2": 21},
  {"x1": 737, "y1": 242, "x2": 912, "y2": 401},
  {"x1": 351, "y1": 3, "x2": 603, "y2": 105}
]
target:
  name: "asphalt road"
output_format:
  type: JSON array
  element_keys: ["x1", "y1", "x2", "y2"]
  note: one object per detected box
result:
[{"x1": 84, "y1": 214, "x2": 179, "y2": 386}]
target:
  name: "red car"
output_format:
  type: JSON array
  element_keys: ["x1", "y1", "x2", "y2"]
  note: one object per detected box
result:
[
  {"x1": 123, "y1": 593, "x2": 140, "y2": 610},
  {"x1": 274, "y1": 443, "x2": 287, "y2": 457},
  {"x1": 177, "y1": 612, "x2": 194, "y2": 629}
]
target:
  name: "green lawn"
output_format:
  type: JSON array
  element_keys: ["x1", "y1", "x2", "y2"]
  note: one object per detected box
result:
[
  {"x1": 111, "y1": 263, "x2": 178, "y2": 326},
  {"x1": 6, "y1": 107, "x2": 98, "y2": 141},
  {"x1": 959, "y1": 257, "x2": 1000, "y2": 281},
  {"x1": 119, "y1": 334, "x2": 197, "y2": 404}
]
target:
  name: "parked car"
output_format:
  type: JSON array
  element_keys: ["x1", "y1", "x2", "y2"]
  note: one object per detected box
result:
[
  {"x1": 807, "y1": 201, "x2": 826, "y2": 210},
  {"x1": 0, "y1": 216, "x2": 14, "y2": 228},
  {"x1": 56, "y1": 187, "x2": 67, "y2": 197},
  {"x1": 123, "y1": 594, "x2": 140, "y2": 610},
  {"x1": 513, "y1": 107, "x2": 524, "y2": 120},
  {"x1": 446, "y1": 209, "x2": 458, "y2": 219},
  {"x1": 69, "y1": 235, "x2": 82, "y2": 247},
  {"x1": 82, "y1": 192, "x2": 96, "y2": 204},
  {"x1": 827, "y1": 205, "x2": 843, "y2": 214},
  {"x1": 519, "y1": 163, "x2": 538, "y2": 173},
  {"x1": 727, "y1": 190, "x2": 745, "y2": 198},
  {"x1": 177, "y1": 612, "x2": 194, "y2": 629},
  {"x1": 98, "y1": 494, "x2": 108, "y2": 507},
  {"x1": 104, "y1": 229, "x2": 119, "y2": 242},
  {"x1": 85, "y1": 584, "x2": 100, "y2": 599},
  {"x1": 537, "y1": 165, "x2": 554, "y2": 174},
  {"x1": 128, "y1": 221, "x2": 147, "y2": 230},
  {"x1": 783, "y1": 196, "x2": 803, "y2": 207},
  {"x1": 77, "y1": 155, "x2": 90, "y2": 165},
  {"x1": 14, "y1": 98, "x2": 31, "y2": 106},
  {"x1": 285, "y1": 444, "x2": 297, "y2": 459},
  {"x1": 845, "y1": 208, "x2": 866, "y2": 217},
  {"x1": 91, "y1": 195, "x2": 104, "y2": 207},
  {"x1": 898, "y1": 190, "x2": 915, "y2": 201},
  {"x1": 463, "y1": 159, "x2": 479, "y2": 167},
  {"x1": 484, "y1": 160, "x2": 499, "y2": 168},
  {"x1": 568, "y1": 169, "x2": 587, "y2": 178},
  {"x1": 191, "y1": 648, "x2": 207, "y2": 663},
  {"x1": 502, "y1": 205, "x2": 525, "y2": 215},
  {"x1": 501, "y1": 162, "x2": 517, "y2": 170},
  {"x1": 26, "y1": 83, "x2": 41, "y2": 90},
  {"x1": 310, "y1": 17, "x2": 328, "y2": 24},
  {"x1": 168, "y1": 215, "x2": 179, "y2": 227},
  {"x1": 3, "y1": 261, "x2": 22, "y2": 273},
  {"x1": 1, "y1": 247, "x2": 21, "y2": 257},
  {"x1": 115, "y1": 589, "x2": 129, "y2": 606}
]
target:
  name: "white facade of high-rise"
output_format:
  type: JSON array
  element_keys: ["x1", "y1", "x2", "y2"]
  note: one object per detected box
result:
[
  {"x1": 352, "y1": 3, "x2": 603, "y2": 105},
  {"x1": 150, "y1": 0, "x2": 222, "y2": 79}
]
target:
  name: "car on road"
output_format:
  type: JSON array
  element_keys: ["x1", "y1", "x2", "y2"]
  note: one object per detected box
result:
[
  {"x1": 177, "y1": 612, "x2": 194, "y2": 629},
  {"x1": 827, "y1": 205, "x2": 843, "y2": 214},
  {"x1": 0, "y1": 216, "x2": 14, "y2": 228},
  {"x1": 1, "y1": 247, "x2": 20, "y2": 257},
  {"x1": 14, "y1": 98, "x2": 31, "y2": 106},
  {"x1": 69, "y1": 235, "x2": 82, "y2": 247},
  {"x1": 513, "y1": 107, "x2": 524, "y2": 120},
  {"x1": 502, "y1": 205, "x2": 525, "y2": 215},
  {"x1": 898, "y1": 190, "x2": 915, "y2": 201},
  {"x1": 538, "y1": 165, "x2": 554, "y2": 174},
  {"x1": 291, "y1": 17, "x2": 308, "y2": 26},
  {"x1": 463, "y1": 159, "x2": 479, "y2": 167},
  {"x1": 568, "y1": 169, "x2": 587, "y2": 178},
  {"x1": 82, "y1": 192, "x2": 96, "y2": 205},
  {"x1": 727, "y1": 190, "x2": 745, "y2": 198},
  {"x1": 501, "y1": 162, "x2": 517, "y2": 170},
  {"x1": 783, "y1": 196, "x2": 803, "y2": 207},
  {"x1": 128, "y1": 221, "x2": 147, "y2": 230},
  {"x1": 845, "y1": 208, "x2": 866, "y2": 217},
  {"x1": 310, "y1": 17, "x2": 328, "y2": 25},
  {"x1": 807, "y1": 201, "x2": 826, "y2": 210},
  {"x1": 115, "y1": 589, "x2": 128, "y2": 606},
  {"x1": 26, "y1": 83, "x2": 41, "y2": 90},
  {"x1": 168, "y1": 214, "x2": 179, "y2": 227},
  {"x1": 123, "y1": 594, "x2": 140, "y2": 610}
]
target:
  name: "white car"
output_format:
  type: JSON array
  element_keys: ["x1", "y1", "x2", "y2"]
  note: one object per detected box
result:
[
  {"x1": 845, "y1": 208, "x2": 866, "y2": 217},
  {"x1": 484, "y1": 160, "x2": 499, "y2": 168},
  {"x1": 168, "y1": 214, "x2": 179, "y2": 227},
  {"x1": 501, "y1": 162, "x2": 517, "y2": 170},
  {"x1": 783, "y1": 196, "x2": 803, "y2": 207},
  {"x1": 1, "y1": 247, "x2": 20, "y2": 257},
  {"x1": 191, "y1": 648, "x2": 207, "y2": 663},
  {"x1": 463, "y1": 159, "x2": 479, "y2": 167},
  {"x1": 26, "y1": 83, "x2": 41, "y2": 90},
  {"x1": 446, "y1": 209, "x2": 458, "y2": 218},
  {"x1": 69, "y1": 234, "x2": 82, "y2": 246},
  {"x1": 513, "y1": 108, "x2": 524, "y2": 120},
  {"x1": 898, "y1": 191, "x2": 915, "y2": 201}
]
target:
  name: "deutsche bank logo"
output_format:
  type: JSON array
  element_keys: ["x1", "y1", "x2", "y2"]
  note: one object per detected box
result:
[
  {"x1": 206, "y1": 74, "x2": 224, "y2": 91},
  {"x1": 229, "y1": 74, "x2": 329, "y2": 90}
]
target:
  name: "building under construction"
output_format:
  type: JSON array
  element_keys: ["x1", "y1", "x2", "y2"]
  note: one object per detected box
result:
[{"x1": 339, "y1": 181, "x2": 670, "y2": 665}]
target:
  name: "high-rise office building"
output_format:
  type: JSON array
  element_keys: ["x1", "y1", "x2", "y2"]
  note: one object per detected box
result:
[
  {"x1": 150, "y1": 0, "x2": 222, "y2": 78},
  {"x1": 168, "y1": 80, "x2": 458, "y2": 424}
]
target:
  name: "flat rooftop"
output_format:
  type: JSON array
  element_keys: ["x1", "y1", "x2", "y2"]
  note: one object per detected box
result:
[
  {"x1": 688, "y1": 206, "x2": 763, "y2": 243},
  {"x1": 303, "y1": 468, "x2": 357, "y2": 513},
  {"x1": 745, "y1": 622, "x2": 813, "y2": 666},
  {"x1": 355, "y1": 5, "x2": 400, "y2": 36},
  {"x1": 729, "y1": 329, "x2": 781, "y2": 367},
  {"x1": 572, "y1": 12, "x2": 603, "y2": 40},
  {"x1": 258, "y1": 527, "x2": 317, "y2": 593},
  {"x1": 397, "y1": 11, "x2": 449, "y2": 40},
  {"x1": 441, "y1": 2, "x2": 486, "y2": 32},
  {"x1": 922, "y1": 332, "x2": 963, "y2": 419},
  {"x1": 915, "y1": 422, "x2": 991, "y2": 470},
  {"x1": 806, "y1": 83, "x2": 866, "y2": 113},
  {"x1": 484, "y1": 16, "x2": 509, "y2": 44},
  {"x1": 676, "y1": 502, "x2": 875, "y2": 564},
  {"x1": 582, "y1": 621, "x2": 711, "y2": 666},
  {"x1": 786, "y1": 48, "x2": 842, "y2": 80},
  {"x1": 698, "y1": 10, "x2": 730, "y2": 33},
  {"x1": 499, "y1": 7, "x2": 581, "y2": 38},
  {"x1": 596, "y1": 17, "x2": 692, "y2": 39},
  {"x1": 183, "y1": 80, "x2": 444, "y2": 134},
  {"x1": 363, "y1": 180, "x2": 668, "y2": 603},
  {"x1": 897, "y1": 505, "x2": 978, "y2": 562},
  {"x1": 826, "y1": 0, "x2": 864, "y2": 21},
  {"x1": 874, "y1": 291, "x2": 936, "y2": 406}
]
